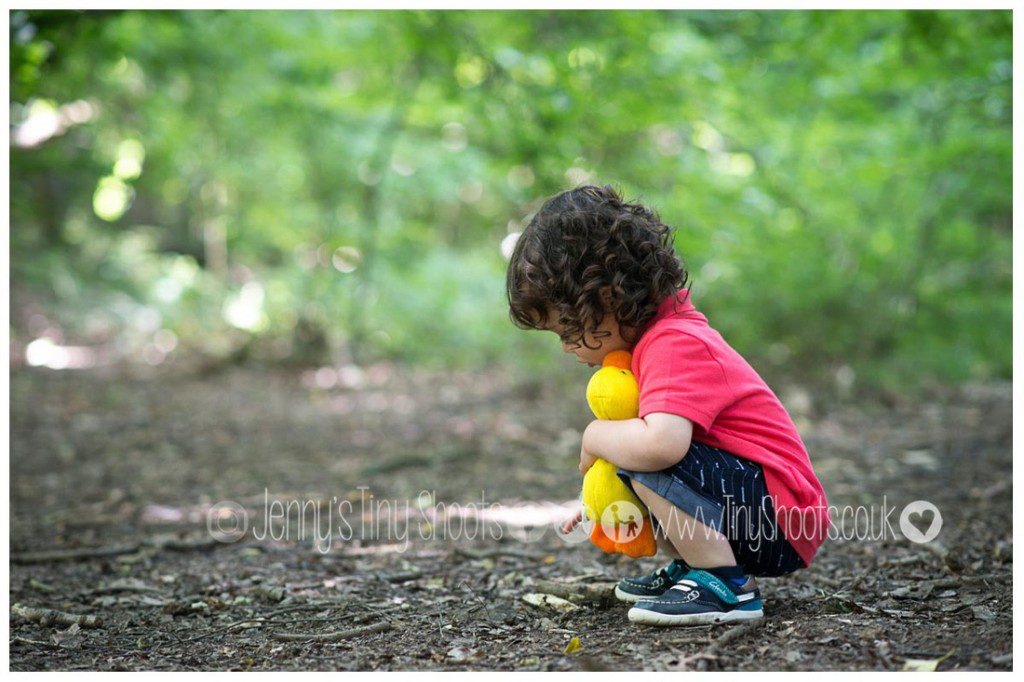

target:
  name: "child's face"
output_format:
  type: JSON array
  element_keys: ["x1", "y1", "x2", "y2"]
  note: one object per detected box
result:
[{"x1": 542, "y1": 309, "x2": 634, "y2": 368}]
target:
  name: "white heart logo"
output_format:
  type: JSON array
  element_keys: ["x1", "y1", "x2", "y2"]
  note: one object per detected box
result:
[{"x1": 899, "y1": 500, "x2": 942, "y2": 543}]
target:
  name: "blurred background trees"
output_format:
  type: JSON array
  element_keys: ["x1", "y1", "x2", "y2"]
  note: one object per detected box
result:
[{"x1": 9, "y1": 9, "x2": 1011, "y2": 392}]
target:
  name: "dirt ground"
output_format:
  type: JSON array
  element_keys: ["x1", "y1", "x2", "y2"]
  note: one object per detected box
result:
[{"x1": 8, "y1": 361, "x2": 1013, "y2": 671}]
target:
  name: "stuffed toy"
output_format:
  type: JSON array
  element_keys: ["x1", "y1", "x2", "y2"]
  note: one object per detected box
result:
[{"x1": 580, "y1": 350, "x2": 657, "y2": 558}]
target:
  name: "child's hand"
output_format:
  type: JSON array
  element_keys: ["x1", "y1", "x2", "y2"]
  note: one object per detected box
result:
[
  {"x1": 578, "y1": 446, "x2": 598, "y2": 474},
  {"x1": 561, "y1": 507, "x2": 584, "y2": 533},
  {"x1": 578, "y1": 419, "x2": 601, "y2": 474}
]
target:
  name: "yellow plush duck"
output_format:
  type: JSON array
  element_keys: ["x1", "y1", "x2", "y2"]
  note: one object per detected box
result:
[{"x1": 581, "y1": 350, "x2": 657, "y2": 558}]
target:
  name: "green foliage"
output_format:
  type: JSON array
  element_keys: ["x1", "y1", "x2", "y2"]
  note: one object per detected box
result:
[{"x1": 9, "y1": 9, "x2": 1011, "y2": 390}]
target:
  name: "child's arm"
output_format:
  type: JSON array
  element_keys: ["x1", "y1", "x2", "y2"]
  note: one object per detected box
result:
[{"x1": 579, "y1": 412, "x2": 693, "y2": 473}]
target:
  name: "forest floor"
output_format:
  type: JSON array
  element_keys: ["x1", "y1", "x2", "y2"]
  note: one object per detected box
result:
[{"x1": 8, "y1": 361, "x2": 1013, "y2": 671}]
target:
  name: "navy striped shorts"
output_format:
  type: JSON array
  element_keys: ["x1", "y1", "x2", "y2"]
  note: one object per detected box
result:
[{"x1": 617, "y1": 440, "x2": 806, "y2": 577}]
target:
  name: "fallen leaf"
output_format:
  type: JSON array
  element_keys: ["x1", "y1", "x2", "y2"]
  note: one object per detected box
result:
[
  {"x1": 447, "y1": 646, "x2": 481, "y2": 662},
  {"x1": 903, "y1": 649, "x2": 953, "y2": 672},
  {"x1": 51, "y1": 623, "x2": 82, "y2": 648},
  {"x1": 903, "y1": 659, "x2": 939, "y2": 672},
  {"x1": 563, "y1": 636, "x2": 581, "y2": 654},
  {"x1": 254, "y1": 585, "x2": 285, "y2": 602},
  {"x1": 972, "y1": 605, "x2": 996, "y2": 622}
]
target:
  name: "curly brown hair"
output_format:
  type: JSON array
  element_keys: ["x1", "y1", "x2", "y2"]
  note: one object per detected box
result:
[{"x1": 505, "y1": 184, "x2": 689, "y2": 349}]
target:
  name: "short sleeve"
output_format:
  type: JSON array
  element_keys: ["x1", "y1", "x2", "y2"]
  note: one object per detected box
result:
[{"x1": 635, "y1": 330, "x2": 735, "y2": 432}]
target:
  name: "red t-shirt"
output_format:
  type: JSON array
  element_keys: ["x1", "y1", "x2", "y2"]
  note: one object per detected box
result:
[{"x1": 630, "y1": 288, "x2": 829, "y2": 566}]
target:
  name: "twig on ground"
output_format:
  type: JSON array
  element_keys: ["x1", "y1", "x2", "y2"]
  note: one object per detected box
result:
[
  {"x1": 173, "y1": 618, "x2": 272, "y2": 645},
  {"x1": 924, "y1": 574, "x2": 1002, "y2": 590},
  {"x1": 11, "y1": 545, "x2": 141, "y2": 564},
  {"x1": 28, "y1": 578, "x2": 57, "y2": 593},
  {"x1": 176, "y1": 613, "x2": 364, "y2": 646},
  {"x1": 81, "y1": 579, "x2": 166, "y2": 596},
  {"x1": 165, "y1": 600, "x2": 401, "y2": 648},
  {"x1": 528, "y1": 579, "x2": 617, "y2": 607},
  {"x1": 271, "y1": 620, "x2": 393, "y2": 642},
  {"x1": 264, "y1": 602, "x2": 350, "y2": 618},
  {"x1": 695, "y1": 619, "x2": 765, "y2": 671},
  {"x1": 552, "y1": 572, "x2": 608, "y2": 584},
  {"x1": 147, "y1": 533, "x2": 248, "y2": 553},
  {"x1": 11, "y1": 635, "x2": 60, "y2": 648},
  {"x1": 453, "y1": 546, "x2": 543, "y2": 561},
  {"x1": 11, "y1": 534, "x2": 248, "y2": 565},
  {"x1": 12, "y1": 603, "x2": 103, "y2": 628}
]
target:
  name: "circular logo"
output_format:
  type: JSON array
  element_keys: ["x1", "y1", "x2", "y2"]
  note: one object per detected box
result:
[
  {"x1": 899, "y1": 500, "x2": 942, "y2": 544},
  {"x1": 599, "y1": 500, "x2": 645, "y2": 543},
  {"x1": 207, "y1": 501, "x2": 248, "y2": 542}
]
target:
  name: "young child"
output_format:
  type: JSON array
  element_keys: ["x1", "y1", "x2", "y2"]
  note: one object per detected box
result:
[{"x1": 505, "y1": 185, "x2": 829, "y2": 626}]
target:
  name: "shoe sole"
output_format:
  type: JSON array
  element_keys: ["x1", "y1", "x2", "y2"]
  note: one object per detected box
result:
[
  {"x1": 614, "y1": 585, "x2": 653, "y2": 604},
  {"x1": 627, "y1": 606, "x2": 764, "y2": 626}
]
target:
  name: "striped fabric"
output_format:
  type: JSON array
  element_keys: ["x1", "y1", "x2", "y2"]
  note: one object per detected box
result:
[{"x1": 618, "y1": 440, "x2": 806, "y2": 577}]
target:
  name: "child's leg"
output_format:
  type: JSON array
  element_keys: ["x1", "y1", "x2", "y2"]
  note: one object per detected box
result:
[
  {"x1": 654, "y1": 529, "x2": 681, "y2": 559},
  {"x1": 629, "y1": 479, "x2": 764, "y2": 625},
  {"x1": 633, "y1": 479, "x2": 739, "y2": 569}
]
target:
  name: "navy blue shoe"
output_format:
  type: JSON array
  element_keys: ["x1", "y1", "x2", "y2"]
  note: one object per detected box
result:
[
  {"x1": 614, "y1": 559, "x2": 689, "y2": 603},
  {"x1": 627, "y1": 569, "x2": 763, "y2": 626}
]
